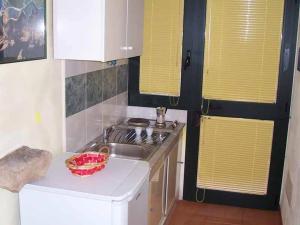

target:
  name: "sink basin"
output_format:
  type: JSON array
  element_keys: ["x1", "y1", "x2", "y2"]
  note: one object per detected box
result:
[
  {"x1": 84, "y1": 142, "x2": 155, "y2": 161},
  {"x1": 108, "y1": 143, "x2": 154, "y2": 160},
  {"x1": 81, "y1": 126, "x2": 170, "y2": 161}
]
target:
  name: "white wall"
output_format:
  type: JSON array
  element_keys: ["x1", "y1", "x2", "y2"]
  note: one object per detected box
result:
[
  {"x1": 0, "y1": 1, "x2": 64, "y2": 225},
  {"x1": 280, "y1": 13, "x2": 300, "y2": 225}
]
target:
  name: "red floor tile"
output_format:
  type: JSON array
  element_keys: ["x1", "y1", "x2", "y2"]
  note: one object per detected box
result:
[{"x1": 166, "y1": 201, "x2": 282, "y2": 225}]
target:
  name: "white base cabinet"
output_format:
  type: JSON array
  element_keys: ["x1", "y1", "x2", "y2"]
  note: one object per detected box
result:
[
  {"x1": 148, "y1": 140, "x2": 179, "y2": 225},
  {"x1": 53, "y1": 0, "x2": 144, "y2": 62},
  {"x1": 19, "y1": 155, "x2": 149, "y2": 225},
  {"x1": 20, "y1": 179, "x2": 148, "y2": 225}
]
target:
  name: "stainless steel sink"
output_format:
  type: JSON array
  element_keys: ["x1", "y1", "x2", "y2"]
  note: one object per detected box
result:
[
  {"x1": 81, "y1": 126, "x2": 170, "y2": 161},
  {"x1": 108, "y1": 143, "x2": 154, "y2": 160},
  {"x1": 83, "y1": 142, "x2": 155, "y2": 161}
]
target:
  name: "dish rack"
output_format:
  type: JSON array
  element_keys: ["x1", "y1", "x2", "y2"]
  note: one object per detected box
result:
[{"x1": 107, "y1": 128, "x2": 170, "y2": 146}]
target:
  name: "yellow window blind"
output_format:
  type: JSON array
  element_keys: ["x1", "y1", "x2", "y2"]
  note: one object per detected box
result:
[
  {"x1": 203, "y1": 0, "x2": 284, "y2": 103},
  {"x1": 197, "y1": 116, "x2": 274, "y2": 195},
  {"x1": 139, "y1": 0, "x2": 184, "y2": 96}
]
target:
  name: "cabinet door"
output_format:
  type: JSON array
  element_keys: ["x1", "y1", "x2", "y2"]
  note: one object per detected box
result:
[
  {"x1": 128, "y1": 180, "x2": 148, "y2": 225},
  {"x1": 166, "y1": 143, "x2": 178, "y2": 214},
  {"x1": 126, "y1": 0, "x2": 144, "y2": 57},
  {"x1": 53, "y1": 0, "x2": 105, "y2": 61},
  {"x1": 104, "y1": 0, "x2": 127, "y2": 61},
  {"x1": 148, "y1": 162, "x2": 165, "y2": 225}
]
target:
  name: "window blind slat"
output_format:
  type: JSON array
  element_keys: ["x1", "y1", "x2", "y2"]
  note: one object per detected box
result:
[
  {"x1": 202, "y1": 0, "x2": 284, "y2": 103},
  {"x1": 139, "y1": 0, "x2": 184, "y2": 96},
  {"x1": 197, "y1": 116, "x2": 274, "y2": 195}
]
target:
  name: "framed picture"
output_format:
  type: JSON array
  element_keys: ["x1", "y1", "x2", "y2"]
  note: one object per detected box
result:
[{"x1": 0, "y1": 0, "x2": 46, "y2": 64}]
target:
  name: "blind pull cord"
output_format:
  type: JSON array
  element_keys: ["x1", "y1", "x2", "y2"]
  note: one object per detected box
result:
[{"x1": 196, "y1": 188, "x2": 206, "y2": 203}]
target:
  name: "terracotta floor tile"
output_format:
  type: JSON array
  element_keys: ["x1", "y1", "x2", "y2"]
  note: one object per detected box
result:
[
  {"x1": 166, "y1": 214, "x2": 206, "y2": 225},
  {"x1": 206, "y1": 204, "x2": 243, "y2": 223},
  {"x1": 166, "y1": 201, "x2": 282, "y2": 225},
  {"x1": 184, "y1": 215, "x2": 207, "y2": 225},
  {"x1": 207, "y1": 216, "x2": 241, "y2": 225},
  {"x1": 242, "y1": 208, "x2": 282, "y2": 225},
  {"x1": 205, "y1": 222, "x2": 234, "y2": 225}
]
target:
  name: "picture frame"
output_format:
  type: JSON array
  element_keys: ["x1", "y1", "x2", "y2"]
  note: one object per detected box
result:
[{"x1": 0, "y1": 0, "x2": 46, "y2": 64}]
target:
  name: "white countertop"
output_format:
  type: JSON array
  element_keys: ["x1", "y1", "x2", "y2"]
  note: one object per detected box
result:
[{"x1": 23, "y1": 153, "x2": 149, "y2": 202}]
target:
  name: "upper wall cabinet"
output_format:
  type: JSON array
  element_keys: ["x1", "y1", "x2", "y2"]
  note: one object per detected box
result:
[{"x1": 53, "y1": 0, "x2": 144, "y2": 62}]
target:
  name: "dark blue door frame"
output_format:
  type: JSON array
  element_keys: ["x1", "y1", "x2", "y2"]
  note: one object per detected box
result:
[{"x1": 128, "y1": 0, "x2": 299, "y2": 209}]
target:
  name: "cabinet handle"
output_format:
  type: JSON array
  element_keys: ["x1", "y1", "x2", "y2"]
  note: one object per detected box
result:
[
  {"x1": 120, "y1": 46, "x2": 133, "y2": 51},
  {"x1": 135, "y1": 193, "x2": 141, "y2": 200}
]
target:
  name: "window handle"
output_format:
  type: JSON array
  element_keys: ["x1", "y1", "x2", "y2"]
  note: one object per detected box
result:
[
  {"x1": 184, "y1": 50, "x2": 191, "y2": 71},
  {"x1": 283, "y1": 47, "x2": 290, "y2": 72}
]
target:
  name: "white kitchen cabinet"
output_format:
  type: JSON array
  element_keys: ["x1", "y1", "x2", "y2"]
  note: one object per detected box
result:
[
  {"x1": 126, "y1": 0, "x2": 144, "y2": 58},
  {"x1": 127, "y1": 179, "x2": 149, "y2": 225},
  {"x1": 53, "y1": 0, "x2": 144, "y2": 62}
]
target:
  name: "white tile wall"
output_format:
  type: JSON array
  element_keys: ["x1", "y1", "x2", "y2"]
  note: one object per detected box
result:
[
  {"x1": 102, "y1": 95, "x2": 118, "y2": 129},
  {"x1": 127, "y1": 106, "x2": 187, "y2": 123},
  {"x1": 66, "y1": 92, "x2": 128, "y2": 152},
  {"x1": 86, "y1": 103, "x2": 103, "y2": 143},
  {"x1": 65, "y1": 57, "x2": 128, "y2": 152},
  {"x1": 66, "y1": 110, "x2": 86, "y2": 152},
  {"x1": 116, "y1": 92, "x2": 128, "y2": 122}
]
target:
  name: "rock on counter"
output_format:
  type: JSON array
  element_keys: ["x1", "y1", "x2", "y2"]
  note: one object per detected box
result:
[{"x1": 0, "y1": 146, "x2": 52, "y2": 192}]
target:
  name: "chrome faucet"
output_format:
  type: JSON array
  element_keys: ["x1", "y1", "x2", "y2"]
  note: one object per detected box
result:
[{"x1": 103, "y1": 126, "x2": 113, "y2": 144}]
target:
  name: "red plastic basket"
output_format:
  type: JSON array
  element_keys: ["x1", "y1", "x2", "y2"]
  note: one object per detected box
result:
[{"x1": 65, "y1": 146, "x2": 109, "y2": 177}]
